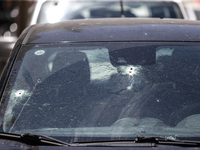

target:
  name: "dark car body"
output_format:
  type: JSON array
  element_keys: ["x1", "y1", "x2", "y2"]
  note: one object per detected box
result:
[
  {"x1": 1, "y1": 18, "x2": 200, "y2": 149},
  {"x1": 25, "y1": 18, "x2": 200, "y2": 43}
]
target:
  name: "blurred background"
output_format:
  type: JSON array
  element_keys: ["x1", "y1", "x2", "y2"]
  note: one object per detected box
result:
[
  {"x1": 0, "y1": 0, "x2": 35, "y2": 37},
  {"x1": 0, "y1": 0, "x2": 200, "y2": 75}
]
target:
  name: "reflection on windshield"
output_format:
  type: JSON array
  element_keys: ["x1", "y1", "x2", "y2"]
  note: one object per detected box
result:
[
  {"x1": 1, "y1": 43, "x2": 200, "y2": 142},
  {"x1": 37, "y1": 1, "x2": 183, "y2": 24}
]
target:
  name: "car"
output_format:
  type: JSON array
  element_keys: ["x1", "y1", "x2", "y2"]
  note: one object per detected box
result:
[
  {"x1": 28, "y1": 0, "x2": 194, "y2": 26},
  {"x1": 1, "y1": 18, "x2": 200, "y2": 149}
]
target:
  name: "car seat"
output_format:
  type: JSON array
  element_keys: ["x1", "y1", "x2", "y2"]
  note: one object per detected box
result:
[
  {"x1": 139, "y1": 47, "x2": 200, "y2": 126},
  {"x1": 167, "y1": 48, "x2": 200, "y2": 126},
  {"x1": 131, "y1": 50, "x2": 180, "y2": 126},
  {"x1": 10, "y1": 51, "x2": 91, "y2": 130}
]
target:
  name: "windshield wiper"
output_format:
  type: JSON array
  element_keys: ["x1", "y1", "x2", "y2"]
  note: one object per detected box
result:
[
  {"x1": 1, "y1": 133, "x2": 200, "y2": 147},
  {"x1": 70, "y1": 136, "x2": 200, "y2": 147},
  {"x1": 0, "y1": 132, "x2": 69, "y2": 146},
  {"x1": 135, "y1": 136, "x2": 200, "y2": 147}
]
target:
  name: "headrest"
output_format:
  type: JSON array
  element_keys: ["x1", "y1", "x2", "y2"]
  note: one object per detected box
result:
[{"x1": 52, "y1": 51, "x2": 89, "y2": 73}]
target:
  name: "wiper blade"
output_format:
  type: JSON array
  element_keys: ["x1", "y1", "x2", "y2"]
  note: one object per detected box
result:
[
  {"x1": 70, "y1": 136, "x2": 200, "y2": 147},
  {"x1": 0, "y1": 132, "x2": 69, "y2": 146},
  {"x1": 71, "y1": 141, "x2": 155, "y2": 147},
  {"x1": 135, "y1": 136, "x2": 200, "y2": 147}
]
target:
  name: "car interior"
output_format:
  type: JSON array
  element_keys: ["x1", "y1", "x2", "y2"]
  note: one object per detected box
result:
[{"x1": 3, "y1": 44, "x2": 200, "y2": 135}]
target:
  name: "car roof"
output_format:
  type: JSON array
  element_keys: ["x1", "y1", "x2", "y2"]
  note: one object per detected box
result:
[{"x1": 23, "y1": 18, "x2": 200, "y2": 44}]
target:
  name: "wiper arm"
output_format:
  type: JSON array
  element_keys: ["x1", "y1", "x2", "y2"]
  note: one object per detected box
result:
[
  {"x1": 135, "y1": 136, "x2": 200, "y2": 147},
  {"x1": 0, "y1": 132, "x2": 69, "y2": 146}
]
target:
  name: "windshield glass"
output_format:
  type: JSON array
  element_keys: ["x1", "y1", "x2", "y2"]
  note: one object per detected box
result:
[
  {"x1": 1, "y1": 42, "x2": 200, "y2": 142},
  {"x1": 37, "y1": 1, "x2": 183, "y2": 24}
]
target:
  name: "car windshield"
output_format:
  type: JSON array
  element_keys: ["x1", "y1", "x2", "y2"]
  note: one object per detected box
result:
[
  {"x1": 37, "y1": 1, "x2": 184, "y2": 24},
  {"x1": 1, "y1": 42, "x2": 200, "y2": 143}
]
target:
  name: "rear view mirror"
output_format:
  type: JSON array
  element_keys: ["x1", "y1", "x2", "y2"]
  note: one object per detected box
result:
[{"x1": 109, "y1": 46, "x2": 156, "y2": 66}]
